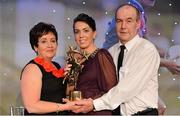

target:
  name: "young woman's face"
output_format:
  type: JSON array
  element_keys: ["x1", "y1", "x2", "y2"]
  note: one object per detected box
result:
[
  {"x1": 34, "y1": 32, "x2": 57, "y2": 60},
  {"x1": 74, "y1": 21, "x2": 96, "y2": 51}
]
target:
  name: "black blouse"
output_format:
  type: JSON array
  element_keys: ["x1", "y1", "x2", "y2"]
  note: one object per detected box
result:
[{"x1": 21, "y1": 60, "x2": 68, "y2": 115}]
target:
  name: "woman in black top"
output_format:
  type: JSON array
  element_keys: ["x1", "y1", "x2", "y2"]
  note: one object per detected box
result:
[{"x1": 20, "y1": 22, "x2": 76, "y2": 115}]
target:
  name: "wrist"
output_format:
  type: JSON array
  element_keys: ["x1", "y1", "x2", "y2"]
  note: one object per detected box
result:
[
  {"x1": 92, "y1": 102, "x2": 96, "y2": 111},
  {"x1": 56, "y1": 103, "x2": 63, "y2": 113}
]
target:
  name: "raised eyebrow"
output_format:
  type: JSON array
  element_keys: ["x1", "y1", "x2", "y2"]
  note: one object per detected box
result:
[
  {"x1": 50, "y1": 37, "x2": 56, "y2": 40},
  {"x1": 83, "y1": 27, "x2": 90, "y2": 30},
  {"x1": 74, "y1": 27, "x2": 90, "y2": 31},
  {"x1": 39, "y1": 37, "x2": 55, "y2": 41},
  {"x1": 39, "y1": 37, "x2": 47, "y2": 41},
  {"x1": 116, "y1": 18, "x2": 122, "y2": 21},
  {"x1": 127, "y1": 17, "x2": 134, "y2": 20},
  {"x1": 115, "y1": 19, "x2": 122, "y2": 23},
  {"x1": 116, "y1": 17, "x2": 134, "y2": 21}
]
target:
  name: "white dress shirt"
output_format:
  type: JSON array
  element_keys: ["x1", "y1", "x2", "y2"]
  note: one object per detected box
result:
[{"x1": 93, "y1": 35, "x2": 160, "y2": 115}]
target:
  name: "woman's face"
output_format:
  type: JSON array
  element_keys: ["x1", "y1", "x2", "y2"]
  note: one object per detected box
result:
[
  {"x1": 74, "y1": 21, "x2": 96, "y2": 51},
  {"x1": 34, "y1": 32, "x2": 57, "y2": 60}
]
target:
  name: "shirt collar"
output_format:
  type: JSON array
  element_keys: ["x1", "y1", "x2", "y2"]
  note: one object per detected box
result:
[{"x1": 118, "y1": 34, "x2": 140, "y2": 51}]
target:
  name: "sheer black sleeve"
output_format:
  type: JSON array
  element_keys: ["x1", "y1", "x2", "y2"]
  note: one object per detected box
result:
[{"x1": 95, "y1": 49, "x2": 118, "y2": 98}]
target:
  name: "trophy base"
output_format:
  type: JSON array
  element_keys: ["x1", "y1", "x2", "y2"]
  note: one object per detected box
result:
[{"x1": 69, "y1": 91, "x2": 82, "y2": 101}]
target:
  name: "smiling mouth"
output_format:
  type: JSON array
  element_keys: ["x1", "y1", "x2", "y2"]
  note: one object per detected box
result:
[
  {"x1": 47, "y1": 50, "x2": 54, "y2": 52},
  {"x1": 120, "y1": 32, "x2": 128, "y2": 35},
  {"x1": 79, "y1": 40, "x2": 86, "y2": 44}
]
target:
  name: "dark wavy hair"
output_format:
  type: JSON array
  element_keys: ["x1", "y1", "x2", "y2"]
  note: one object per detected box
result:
[
  {"x1": 29, "y1": 22, "x2": 58, "y2": 52},
  {"x1": 73, "y1": 13, "x2": 96, "y2": 32}
]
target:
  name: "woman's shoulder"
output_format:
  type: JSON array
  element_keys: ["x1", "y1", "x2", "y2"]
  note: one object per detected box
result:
[
  {"x1": 23, "y1": 60, "x2": 40, "y2": 72},
  {"x1": 96, "y1": 48, "x2": 113, "y2": 60},
  {"x1": 20, "y1": 60, "x2": 42, "y2": 80},
  {"x1": 23, "y1": 59, "x2": 38, "y2": 67},
  {"x1": 96, "y1": 48, "x2": 115, "y2": 67},
  {"x1": 97, "y1": 48, "x2": 111, "y2": 56},
  {"x1": 21, "y1": 60, "x2": 40, "y2": 75}
]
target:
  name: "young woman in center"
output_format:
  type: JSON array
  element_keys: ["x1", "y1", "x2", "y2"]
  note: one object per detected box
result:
[{"x1": 72, "y1": 13, "x2": 118, "y2": 115}]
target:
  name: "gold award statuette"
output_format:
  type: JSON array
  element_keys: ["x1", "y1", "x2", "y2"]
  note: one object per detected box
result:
[
  {"x1": 63, "y1": 46, "x2": 88, "y2": 101},
  {"x1": 69, "y1": 91, "x2": 82, "y2": 101}
]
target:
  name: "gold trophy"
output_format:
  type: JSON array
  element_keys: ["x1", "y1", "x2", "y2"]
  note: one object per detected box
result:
[{"x1": 63, "y1": 46, "x2": 88, "y2": 101}]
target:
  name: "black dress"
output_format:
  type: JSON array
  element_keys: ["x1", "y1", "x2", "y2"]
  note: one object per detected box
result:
[
  {"x1": 21, "y1": 60, "x2": 68, "y2": 115},
  {"x1": 76, "y1": 49, "x2": 118, "y2": 115}
]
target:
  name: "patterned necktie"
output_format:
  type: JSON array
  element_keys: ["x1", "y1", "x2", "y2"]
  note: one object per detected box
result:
[{"x1": 117, "y1": 45, "x2": 126, "y2": 79}]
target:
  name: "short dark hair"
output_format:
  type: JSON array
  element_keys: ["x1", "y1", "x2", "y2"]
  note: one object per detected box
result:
[
  {"x1": 29, "y1": 22, "x2": 58, "y2": 51},
  {"x1": 115, "y1": 4, "x2": 141, "y2": 21},
  {"x1": 73, "y1": 13, "x2": 96, "y2": 32}
]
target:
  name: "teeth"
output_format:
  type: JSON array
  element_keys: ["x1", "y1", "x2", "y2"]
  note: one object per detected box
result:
[{"x1": 79, "y1": 40, "x2": 85, "y2": 43}]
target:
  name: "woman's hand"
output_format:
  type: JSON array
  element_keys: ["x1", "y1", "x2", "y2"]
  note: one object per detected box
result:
[{"x1": 62, "y1": 98, "x2": 82, "y2": 111}]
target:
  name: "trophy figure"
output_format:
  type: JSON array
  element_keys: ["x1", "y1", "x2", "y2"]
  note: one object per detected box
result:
[{"x1": 63, "y1": 46, "x2": 88, "y2": 101}]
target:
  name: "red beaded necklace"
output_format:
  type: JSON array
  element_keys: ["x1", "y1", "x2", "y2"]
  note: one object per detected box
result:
[{"x1": 34, "y1": 56, "x2": 64, "y2": 78}]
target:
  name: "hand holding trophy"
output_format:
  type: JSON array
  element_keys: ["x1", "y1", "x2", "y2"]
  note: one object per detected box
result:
[{"x1": 63, "y1": 46, "x2": 88, "y2": 101}]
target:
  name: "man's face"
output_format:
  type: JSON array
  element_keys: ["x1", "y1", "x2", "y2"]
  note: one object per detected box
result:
[{"x1": 115, "y1": 5, "x2": 141, "y2": 44}]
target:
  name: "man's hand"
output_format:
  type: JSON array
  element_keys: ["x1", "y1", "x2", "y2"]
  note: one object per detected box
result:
[
  {"x1": 160, "y1": 58, "x2": 180, "y2": 75},
  {"x1": 158, "y1": 97, "x2": 166, "y2": 115},
  {"x1": 165, "y1": 60, "x2": 180, "y2": 75},
  {"x1": 72, "y1": 98, "x2": 94, "y2": 113}
]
